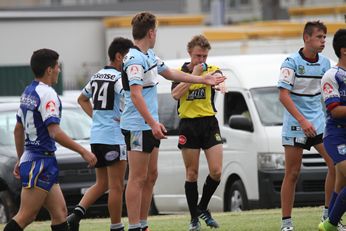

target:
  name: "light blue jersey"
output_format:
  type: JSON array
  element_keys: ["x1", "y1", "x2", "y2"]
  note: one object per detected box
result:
[
  {"x1": 121, "y1": 47, "x2": 168, "y2": 131},
  {"x1": 82, "y1": 66, "x2": 124, "y2": 145},
  {"x1": 277, "y1": 49, "x2": 331, "y2": 137}
]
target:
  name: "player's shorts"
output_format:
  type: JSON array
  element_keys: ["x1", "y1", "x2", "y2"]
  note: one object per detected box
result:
[
  {"x1": 178, "y1": 116, "x2": 222, "y2": 150},
  {"x1": 20, "y1": 157, "x2": 59, "y2": 192},
  {"x1": 121, "y1": 129, "x2": 160, "y2": 154},
  {"x1": 282, "y1": 134, "x2": 323, "y2": 150},
  {"x1": 91, "y1": 144, "x2": 127, "y2": 168},
  {"x1": 324, "y1": 135, "x2": 346, "y2": 165}
]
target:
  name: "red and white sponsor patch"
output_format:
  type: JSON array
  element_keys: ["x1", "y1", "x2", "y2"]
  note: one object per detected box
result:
[
  {"x1": 45, "y1": 100, "x2": 56, "y2": 113},
  {"x1": 323, "y1": 82, "x2": 333, "y2": 94},
  {"x1": 281, "y1": 68, "x2": 291, "y2": 79},
  {"x1": 178, "y1": 135, "x2": 187, "y2": 145},
  {"x1": 130, "y1": 65, "x2": 139, "y2": 75}
]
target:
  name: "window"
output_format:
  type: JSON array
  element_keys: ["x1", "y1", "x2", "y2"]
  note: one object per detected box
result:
[
  {"x1": 60, "y1": 108, "x2": 91, "y2": 140},
  {"x1": 0, "y1": 107, "x2": 91, "y2": 146},
  {"x1": 0, "y1": 111, "x2": 17, "y2": 145},
  {"x1": 158, "y1": 93, "x2": 179, "y2": 135},
  {"x1": 224, "y1": 91, "x2": 251, "y2": 125},
  {"x1": 250, "y1": 87, "x2": 283, "y2": 126}
]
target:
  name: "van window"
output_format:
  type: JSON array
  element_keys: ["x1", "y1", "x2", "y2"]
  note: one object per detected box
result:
[
  {"x1": 158, "y1": 93, "x2": 179, "y2": 135},
  {"x1": 250, "y1": 87, "x2": 283, "y2": 126},
  {"x1": 224, "y1": 92, "x2": 251, "y2": 125}
]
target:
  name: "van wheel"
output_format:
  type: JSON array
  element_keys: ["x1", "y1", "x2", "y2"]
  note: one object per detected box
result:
[
  {"x1": 225, "y1": 180, "x2": 248, "y2": 212},
  {"x1": 0, "y1": 190, "x2": 17, "y2": 224}
]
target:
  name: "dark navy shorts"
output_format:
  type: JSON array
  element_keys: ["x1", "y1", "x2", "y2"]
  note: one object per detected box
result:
[
  {"x1": 282, "y1": 134, "x2": 323, "y2": 151},
  {"x1": 121, "y1": 129, "x2": 160, "y2": 154},
  {"x1": 91, "y1": 144, "x2": 127, "y2": 168},
  {"x1": 20, "y1": 157, "x2": 59, "y2": 192},
  {"x1": 324, "y1": 135, "x2": 346, "y2": 165},
  {"x1": 178, "y1": 116, "x2": 222, "y2": 150}
]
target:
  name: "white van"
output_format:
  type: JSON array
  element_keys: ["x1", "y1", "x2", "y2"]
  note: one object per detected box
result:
[{"x1": 153, "y1": 54, "x2": 328, "y2": 214}]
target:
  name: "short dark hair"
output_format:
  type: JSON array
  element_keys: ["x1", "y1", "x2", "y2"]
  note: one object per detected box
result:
[
  {"x1": 30, "y1": 48, "x2": 59, "y2": 78},
  {"x1": 303, "y1": 20, "x2": 327, "y2": 39},
  {"x1": 108, "y1": 37, "x2": 133, "y2": 62},
  {"x1": 333, "y1": 29, "x2": 346, "y2": 58},
  {"x1": 187, "y1": 35, "x2": 211, "y2": 52},
  {"x1": 131, "y1": 12, "x2": 156, "y2": 40}
]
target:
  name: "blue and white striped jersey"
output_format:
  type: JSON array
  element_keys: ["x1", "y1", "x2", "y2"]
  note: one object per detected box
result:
[
  {"x1": 278, "y1": 49, "x2": 331, "y2": 137},
  {"x1": 120, "y1": 47, "x2": 168, "y2": 131},
  {"x1": 321, "y1": 66, "x2": 346, "y2": 137},
  {"x1": 82, "y1": 66, "x2": 124, "y2": 145},
  {"x1": 16, "y1": 80, "x2": 61, "y2": 162}
]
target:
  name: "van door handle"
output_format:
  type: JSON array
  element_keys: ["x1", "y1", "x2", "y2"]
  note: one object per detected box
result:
[{"x1": 221, "y1": 137, "x2": 227, "y2": 143}]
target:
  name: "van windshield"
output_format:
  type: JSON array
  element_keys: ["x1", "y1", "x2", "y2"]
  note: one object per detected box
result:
[{"x1": 250, "y1": 87, "x2": 284, "y2": 126}]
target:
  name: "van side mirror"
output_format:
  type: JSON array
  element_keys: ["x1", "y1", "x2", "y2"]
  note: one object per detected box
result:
[{"x1": 229, "y1": 115, "x2": 254, "y2": 132}]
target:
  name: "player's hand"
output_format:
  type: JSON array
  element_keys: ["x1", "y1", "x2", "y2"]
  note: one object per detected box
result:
[
  {"x1": 13, "y1": 161, "x2": 20, "y2": 179},
  {"x1": 81, "y1": 150, "x2": 97, "y2": 168},
  {"x1": 192, "y1": 63, "x2": 205, "y2": 75},
  {"x1": 151, "y1": 121, "x2": 167, "y2": 140},
  {"x1": 204, "y1": 73, "x2": 226, "y2": 86},
  {"x1": 299, "y1": 118, "x2": 316, "y2": 137},
  {"x1": 212, "y1": 72, "x2": 227, "y2": 93}
]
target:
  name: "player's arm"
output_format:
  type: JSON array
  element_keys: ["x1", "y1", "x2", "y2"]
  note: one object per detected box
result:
[
  {"x1": 14, "y1": 122, "x2": 24, "y2": 159},
  {"x1": 279, "y1": 88, "x2": 316, "y2": 137},
  {"x1": 171, "y1": 64, "x2": 204, "y2": 100},
  {"x1": 13, "y1": 122, "x2": 24, "y2": 178},
  {"x1": 78, "y1": 93, "x2": 93, "y2": 118},
  {"x1": 171, "y1": 82, "x2": 191, "y2": 100},
  {"x1": 278, "y1": 65, "x2": 316, "y2": 137},
  {"x1": 47, "y1": 123, "x2": 97, "y2": 167},
  {"x1": 321, "y1": 71, "x2": 344, "y2": 118},
  {"x1": 160, "y1": 67, "x2": 225, "y2": 86},
  {"x1": 328, "y1": 105, "x2": 346, "y2": 118},
  {"x1": 130, "y1": 85, "x2": 167, "y2": 139}
]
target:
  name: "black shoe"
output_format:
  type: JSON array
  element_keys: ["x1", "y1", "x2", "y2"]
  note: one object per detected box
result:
[
  {"x1": 197, "y1": 208, "x2": 219, "y2": 228},
  {"x1": 67, "y1": 213, "x2": 80, "y2": 231},
  {"x1": 189, "y1": 217, "x2": 201, "y2": 231}
]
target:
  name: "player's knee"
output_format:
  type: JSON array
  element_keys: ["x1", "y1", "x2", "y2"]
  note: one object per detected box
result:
[
  {"x1": 146, "y1": 170, "x2": 158, "y2": 185},
  {"x1": 210, "y1": 169, "x2": 222, "y2": 181},
  {"x1": 93, "y1": 177, "x2": 108, "y2": 191},
  {"x1": 286, "y1": 170, "x2": 300, "y2": 182},
  {"x1": 109, "y1": 180, "x2": 125, "y2": 193},
  {"x1": 49, "y1": 205, "x2": 67, "y2": 222},
  {"x1": 186, "y1": 170, "x2": 198, "y2": 182}
]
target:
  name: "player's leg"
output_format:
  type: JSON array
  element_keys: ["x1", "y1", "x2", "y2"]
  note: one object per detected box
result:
[
  {"x1": 314, "y1": 142, "x2": 335, "y2": 221},
  {"x1": 80, "y1": 167, "x2": 108, "y2": 208},
  {"x1": 181, "y1": 148, "x2": 201, "y2": 231},
  {"x1": 43, "y1": 184, "x2": 69, "y2": 231},
  {"x1": 320, "y1": 161, "x2": 346, "y2": 231},
  {"x1": 4, "y1": 159, "x2": 52, "y2": 230},
  {"x1": 108, "y1": 158, "x2": 127, "y2": 231},
  {"x1": 67, "y1": 167, "x2": 108, "y2": 230},
  {"x1": 126, "y1": 150, "x2": 150, "y2": 230},
  {"x1": 67, "y1": 144, "x2": 109, "y2": 230},
  {"x1": 138, "y1": 147, "x2": 159, "y2": 231},
  {"x1": 319, "y1": 135, "x2": 346, "y2": 231},
  {"x1": 280, "y1": 144, "x2": 303, "y2": 231},
  {"x1": 4, "y1": 187, "x2": 48, "y2": 230},
  {"x1": 197, "y1": 143, "x2": 222, "y2": 228}
]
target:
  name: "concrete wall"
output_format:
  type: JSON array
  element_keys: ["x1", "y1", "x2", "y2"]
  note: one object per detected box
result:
[
  {"x1": 106, "y1": 25, "x2": 338, "y2": 65},
  {"x1": 106, "y1": 26, "x2": 205, "y2": 61},
  {"x1": 0, "y1": 19, "x2": 106, "y2": 90}
]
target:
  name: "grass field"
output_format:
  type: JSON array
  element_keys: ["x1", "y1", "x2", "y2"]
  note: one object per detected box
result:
[{"x1": 0, "y1": 206, "x2": 340, "y2": 231}]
